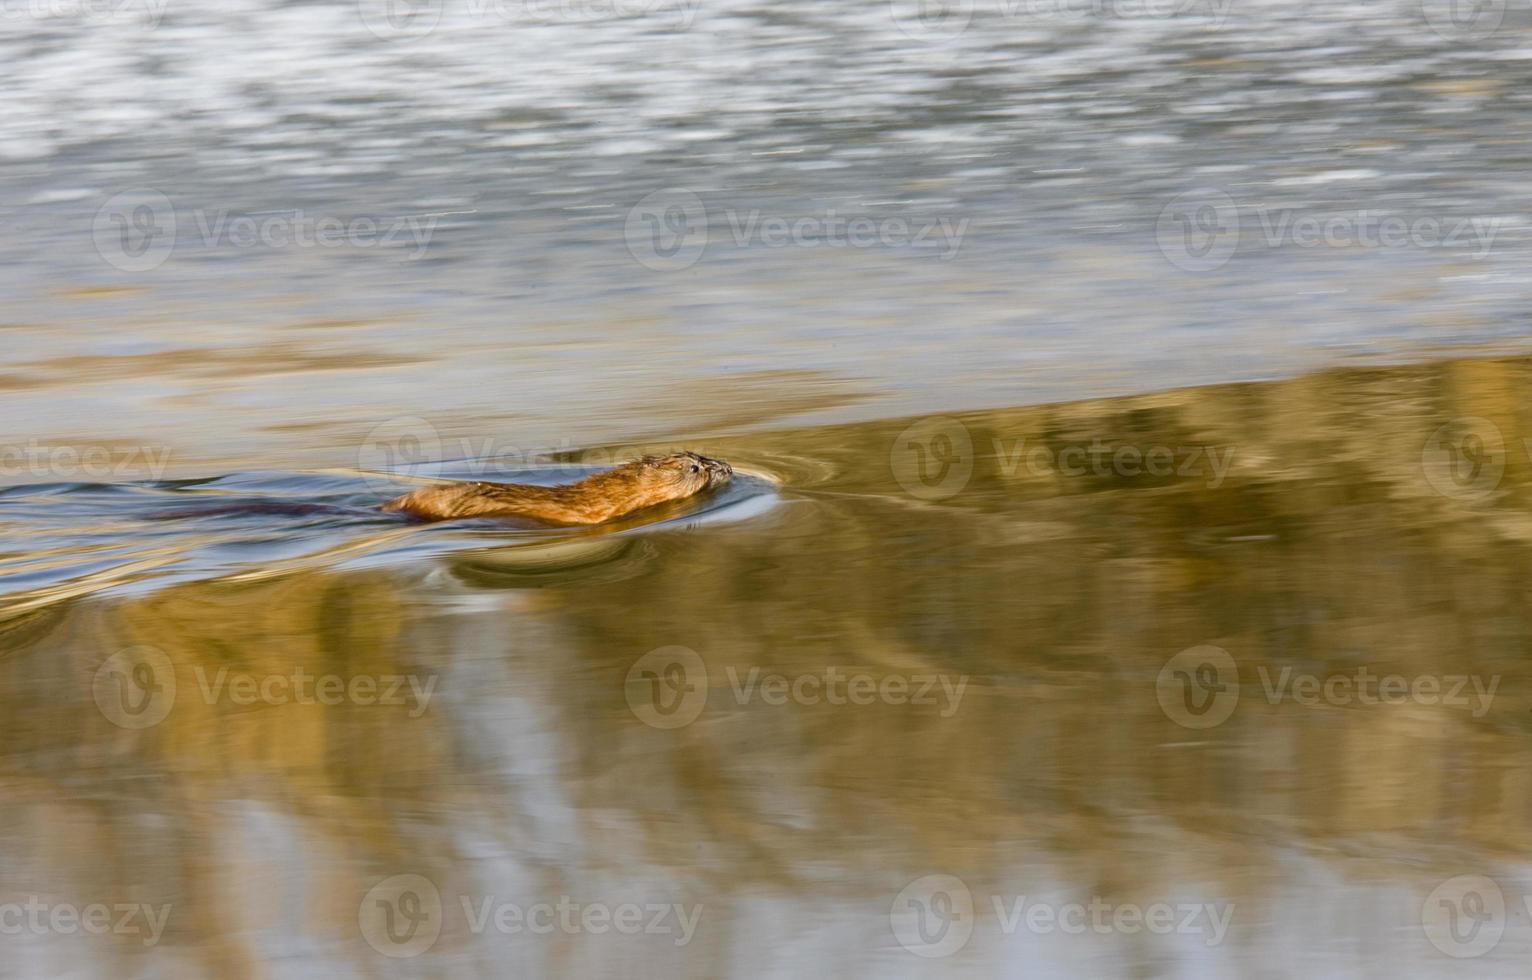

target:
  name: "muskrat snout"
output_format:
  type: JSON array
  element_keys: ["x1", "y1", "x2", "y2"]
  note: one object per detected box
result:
[{"x1": 706, "y1": 457, "x2": 733, "y2": 485}]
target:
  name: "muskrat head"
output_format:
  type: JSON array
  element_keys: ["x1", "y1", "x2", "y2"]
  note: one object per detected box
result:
[{"x1": 625, "y1": 451, "x2": 733, "y2": 499}]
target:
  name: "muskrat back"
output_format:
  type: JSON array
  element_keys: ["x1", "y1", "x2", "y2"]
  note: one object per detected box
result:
[{"x1": 380, "y1": 452, "x2": 733, "y2": 524}]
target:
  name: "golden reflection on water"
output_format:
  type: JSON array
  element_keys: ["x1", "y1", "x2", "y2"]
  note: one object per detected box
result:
[{"x1": 4, "y1": 356, "x2": 1532, "y2": 976}]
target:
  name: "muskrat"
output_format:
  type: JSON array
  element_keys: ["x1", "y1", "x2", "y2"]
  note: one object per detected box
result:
[{"x1": 380, "y1": 451, "x2": 733, "y2": 524}]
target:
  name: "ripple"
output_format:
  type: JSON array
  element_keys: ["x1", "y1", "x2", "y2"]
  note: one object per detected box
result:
[{"x1": 0, "y1": 463, "x2": 782, "y2": 608}]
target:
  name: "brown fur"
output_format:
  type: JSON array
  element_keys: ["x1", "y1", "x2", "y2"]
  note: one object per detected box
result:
[{"x1": 380, "y1": 451, "x2": 733, "y2": 524}]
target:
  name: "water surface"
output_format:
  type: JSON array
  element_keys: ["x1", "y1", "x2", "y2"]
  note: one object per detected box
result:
[
  {"x1": 4, "y1": 0, "x2": 1532, "y2": 466},
  {"x1": 3, "y1": 355, "x2": 1531, "y2": 977}
]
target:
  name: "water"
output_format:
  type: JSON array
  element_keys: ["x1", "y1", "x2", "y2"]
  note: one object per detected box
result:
[
  {"x1": 3, "y1": 0, "x2": 1532, "y2": 466},
  {"x1": 6, "y1": 1, "x2": 1532, "y2": 975},
  {"x1": 0, "y1": 462, "x2": 779, "y2": 611},
  {"x1": 3, "y1": 355, "x2": 1532, "y2": 976}
]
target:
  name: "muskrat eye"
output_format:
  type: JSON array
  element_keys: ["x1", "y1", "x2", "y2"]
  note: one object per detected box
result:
[{"x1": 689, "y1": 464, "x2": 700, "y2": 474}]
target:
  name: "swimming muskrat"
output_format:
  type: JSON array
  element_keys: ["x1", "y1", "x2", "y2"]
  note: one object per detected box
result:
[{"x1": 380, "y1": 451, "x2": 733, "y2": 524}]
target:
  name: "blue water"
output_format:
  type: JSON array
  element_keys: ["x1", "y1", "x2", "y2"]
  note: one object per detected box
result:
[{"x1": 0, "y1": 463, "x2": 780, "y2": 604}]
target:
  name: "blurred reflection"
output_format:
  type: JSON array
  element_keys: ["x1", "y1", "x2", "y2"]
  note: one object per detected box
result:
[{"x1": 2, "y1": 356, "x2": 1531, "y2": 975}]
